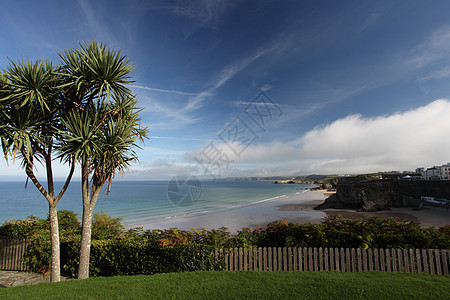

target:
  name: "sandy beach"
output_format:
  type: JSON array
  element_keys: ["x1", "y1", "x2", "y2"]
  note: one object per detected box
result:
[
  {"x1": 279, "y1": 190, "x2": 449, "y2": 228},
  {"x1": 127, "y1": 188, "x2": 449, "y2": 233},
  {"x1": 129, "y1": 190, "x2": 328, "y2": 232}
]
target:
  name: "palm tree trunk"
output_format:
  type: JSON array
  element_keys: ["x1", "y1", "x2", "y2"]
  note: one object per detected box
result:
[
  {"x1": 48, "y1": 203, "x2": 60, "y2": 282},
  {"x1": 78, "y1": 201, "x2": 93, "y2": 279},
  {"x1": 78, "y1": 159, "x2": 92, "y2": 280},
  {"x1": 23, "y1": 153, "x2": 62, "y2": 282}
]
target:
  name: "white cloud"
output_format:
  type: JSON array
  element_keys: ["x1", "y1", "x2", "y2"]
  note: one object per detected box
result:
[{"x1": 185, "y1": 99, "x2": 450, "y2": 176}]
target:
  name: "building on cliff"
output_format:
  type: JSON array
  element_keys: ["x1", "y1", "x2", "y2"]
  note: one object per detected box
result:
[{"x1": 422, "y1": 163, "x2": 450, "y2": 180}]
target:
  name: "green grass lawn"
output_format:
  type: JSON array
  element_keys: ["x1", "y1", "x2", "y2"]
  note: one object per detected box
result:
[{"x1": 1, "y1": 271, "x2": 449, "y2": 299}]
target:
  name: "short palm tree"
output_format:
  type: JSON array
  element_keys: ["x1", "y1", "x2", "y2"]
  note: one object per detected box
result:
[
  {"x1": 57, "y1": 42, "x2": 148, "y2": 279},
  {"x1": 0, "y1": 59, "x2": 75, "y2": 282}
]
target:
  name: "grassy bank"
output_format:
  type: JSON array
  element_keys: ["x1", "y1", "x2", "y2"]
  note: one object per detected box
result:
[{"x1": 1, "y1": 271, "x2": 449, "y2": 299}]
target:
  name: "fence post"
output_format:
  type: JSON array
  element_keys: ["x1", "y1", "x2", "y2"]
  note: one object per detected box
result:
[
  {"x1": 277, "y1": 247, "x2": 282, "y2": 271},
  {"x1": 300, "y1": 247, "x2": 306, "y2": 271},
  {"x1": 242, "y1": 248, "x2": 247, "y2": 271},
  {"x1": 428, "y1": 249, "x2": 435, "y2": 275},
  {"x1": 368, "y1": 249, "x2": 373, "y2": 271},
  {"x1": 234, "y1": 248, "x2": 239, "y2": 271},
  {"x1": 273, "y1": 247, "x2": 277, "y2": 271},
  {"x1": 258, "y1": 248, "x2": 263, "y2": 271},
  {"x1": 318, "y1": 248, "x2": 323, "y2": 271},
  {"x1": 263, "y1": 247, "x2": 267, "y2": 271},
  {"x1": 385, "y1": 249, "x2": 391, "y2": 272},
  {"x1": 328, "y1": 248, "x2": 333, "y2": 270},
  {"x1": 416, "y1": 249, "x2": 422, "y2": 273},
  {"x1": 229, "y1": 248, "x2": 234, "y2": 271},
  {"x1": 403, "y1": 249, "x2": 409, "y2": 273},
  {"x1": 288, "y1": 247, "x2": 293, "y2": 271},
  {"x1": 422, "y1": 249, "x2": 429, "y2": 274},
  {"x1": 345, "y1": 248, "x2": 350, "y2": 272},
  {"x1": 361, "y1": 248, "x2": 367, "y2": 271},
  {"x1": 333, "y1": 248, "x2": 339, "y2": 271},
  {"x1": 293, "y1": 247, "x2": 298, "y2": 271},
  {"x1": 373, "y1": 249, "x2": 378, "y2": 271},
  {"x1": 391, "y1": 249, "x2": 398, "y2": 272},
  {"x1": 357, "y1": 248, "x2": 362, "y2": 272},
  {"x1": 283, "y1": 247, "x2": 287, "y2": 271},
  {"x1": 335, "y1": 248, "x2": 341, "y2": 271},
  {"x1": 442, "y1": 250, "x2": 449, "y2": 275},
  {"x1": 303, "y1": 247, "x2": 308, "y2": 271},
  {"x1": 312, "y1": 248, "x2": 318, "y2": 272},
  {"x1": 351, "y1": 248, "x2": 356, "y2": 272},
  {"x1": 435, "y1": 249, "x2": 442, "y2": 275},
  {"x1": 308, "y1": 248, "x2": 313, "y2": 271},
  {"x1": 238, "y1": 248, "x2": 243, "y2": 271},
  {"x1": 409, "y1": 249, "x2": 415, "y2": 273},
  {"x1": 253, "y1": 248, "x2": 258, "y2": 271},
  {"x1": 268, "y1": 247, "x2": 272, "y2": 271},
  {"x1": 397, "y1": 249, "x2": 403, "y2": 272}
]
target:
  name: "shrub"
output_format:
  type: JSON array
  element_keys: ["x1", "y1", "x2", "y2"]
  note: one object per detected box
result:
[
  {"x1": 54, "y1": 210, "x2": 81, "y2": 234},
  {"x1": 2, "y1": 213, "x2": 448, "y2": 277},
  {"x1": 92, "y1": 211, "x2": 124, "y2": 240},
  {"x1": 60, "y1": 238, "x2": 223, "y2": 277},
  {"x1": 0, "y1": 215, "x2": 47, "y2": 239}
]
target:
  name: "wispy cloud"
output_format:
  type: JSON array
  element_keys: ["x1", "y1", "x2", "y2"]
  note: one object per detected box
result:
[
  {"x1": 418, "y1": 66, "x2": 450, "y2": 82},
  {"x1": 167, "y1": 0, "x2": 238, "y2": 28},
  {"x1": 151, "y1": 136, "x2": 220, "y2": 142},
  {"x1": 183, "y1": 40, "x2": 288, "y2": 112},
  {"x1": 130, "y1": 84, "x2": 198, "y2": 96},
  {"x1": 140, "y1": 95, "x2": 200, "y2": 127},
  {"x1": 405, "y1": 26, "x2": 450, "y2": 68},
  {"x1": 77, "y1": 0, "x2": 116, "y2": 44}
]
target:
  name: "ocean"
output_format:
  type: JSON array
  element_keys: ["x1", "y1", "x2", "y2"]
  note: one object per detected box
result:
[{"x1": 0, "y1": 180, "x2": 315, "y2": 227}]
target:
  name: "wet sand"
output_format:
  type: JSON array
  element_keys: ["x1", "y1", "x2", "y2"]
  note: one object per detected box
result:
[
  {"x1": 129, "y1": 191, "x2": 328, "y2": 232},
  {"x1": 128, "y1": 189, "x2": 449, "y2": 233}
]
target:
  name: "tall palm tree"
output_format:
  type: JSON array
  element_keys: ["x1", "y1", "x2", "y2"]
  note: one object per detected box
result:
[
  {"x1": 0, "y1": 59, "x2": 75, "y2": 282},
  {"x1": 58, "y1": 42, "x2": 148, "y2": 279}
]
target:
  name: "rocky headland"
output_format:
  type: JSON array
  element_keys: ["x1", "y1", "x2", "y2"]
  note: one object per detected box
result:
[{"x1": 314, "y1": 179, "x2": 450, "y2": 212}]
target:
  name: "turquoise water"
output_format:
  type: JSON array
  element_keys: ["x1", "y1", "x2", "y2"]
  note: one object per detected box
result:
[{"x1": 0, "y1": 180, "x2": 314, "y2": 225}]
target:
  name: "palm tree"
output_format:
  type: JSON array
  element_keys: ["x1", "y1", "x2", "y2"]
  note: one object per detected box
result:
[
  {"x1": 0, "y1": 59, "x2": 75, "y2": 282},
  {"x1": 57, "y1": 42, "x2": 148, "y2": 279}
]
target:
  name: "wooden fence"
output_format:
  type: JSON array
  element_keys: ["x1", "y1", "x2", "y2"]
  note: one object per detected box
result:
[
  {"x1": 217, "y1": 247, "x2": 450, "y2": 275},
  {"x1": 0, "y1": 239, "x2": 31, "y2": 271},
  {"x1": 1, "y1": 239, "x2": 449, "y2": 275}
]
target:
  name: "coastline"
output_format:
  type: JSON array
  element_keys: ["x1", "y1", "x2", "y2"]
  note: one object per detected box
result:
[
  {"x1": 125, "y1": 190, "x2": 328, "y2": 232},
  {"x1": 126, "y1": 188, "x2": 449, "y2": 232},
  {"x1": 280, "y1": 190, "x2": 449, "y2": 228}
]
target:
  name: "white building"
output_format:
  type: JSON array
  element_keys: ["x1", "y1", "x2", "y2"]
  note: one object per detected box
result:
[{"x1": 422, "y1": 163, "x2": 450, "y2": 180}]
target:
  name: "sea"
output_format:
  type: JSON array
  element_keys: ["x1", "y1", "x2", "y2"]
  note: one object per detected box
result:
[{"x1": 0, "y1": 180, "x2": 315, "y2": 227}]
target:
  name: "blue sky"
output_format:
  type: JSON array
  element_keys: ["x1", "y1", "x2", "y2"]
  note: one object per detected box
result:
[{"x1": 2, "y1": 0, "x2": 450, "y2": 180}]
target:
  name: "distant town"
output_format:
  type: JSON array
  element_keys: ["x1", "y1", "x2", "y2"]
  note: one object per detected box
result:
[
  {"x1": 417, "y1": 163, "x2": 450, "y2": 180},
  {"x1": 227, "y1": 162, "x2": 450, "y2": 183}
]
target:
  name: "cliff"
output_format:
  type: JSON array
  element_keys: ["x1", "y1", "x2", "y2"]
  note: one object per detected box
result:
[{"x1": 315, "y1": 180, "x2": 450, "y2": 212}]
